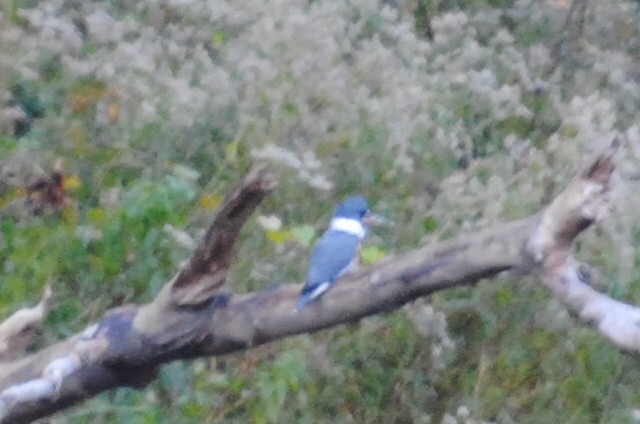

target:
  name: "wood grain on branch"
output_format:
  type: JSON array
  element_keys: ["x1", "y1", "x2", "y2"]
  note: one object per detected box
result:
[{"x1": 0, "y1": 140, "x2": 631, "y2": 423}]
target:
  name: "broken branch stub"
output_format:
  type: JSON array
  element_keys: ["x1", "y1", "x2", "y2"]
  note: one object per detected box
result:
[
  {"x1": 526, "y1": 138, "x2": 620, "y2": 268},
  {"x1": 521, "y1": 139, "x2": 640, "y2": 351},
  {"x1": 0, "y1": 283, "x2": 53, "y2": 363},
  {"x1": 169, "y1": 167, "x2": 277, "y2": 306}
]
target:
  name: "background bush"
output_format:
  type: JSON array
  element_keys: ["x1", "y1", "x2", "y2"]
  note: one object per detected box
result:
[{"x1": 2, "y1": 0, "x2": 640, "y2": 422}]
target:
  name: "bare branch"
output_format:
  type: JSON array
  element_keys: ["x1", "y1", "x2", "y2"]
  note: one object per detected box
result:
[
  {"x1": 527, "y1": 138, "x2": 619, "y2": 261},
  {"x1": 0, "y1": 216, "x2": 534, "y2": 424},
  {"x1": 0, "y1": 283, "x2": 53, "y2": 362},
  {"x1": 0, "y1": 140, "x2": 634, "y2": 423},
  {"x1": 524, "y1": 140, "x2": 640, "y2": 350},
  {"x1": 169, "y1": 166, "x2": 277, "y2": 306}
]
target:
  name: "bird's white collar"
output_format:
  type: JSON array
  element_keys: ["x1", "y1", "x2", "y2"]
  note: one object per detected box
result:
[{"x1": 329, "y1": 218, "x2": 366, "y2": 239}]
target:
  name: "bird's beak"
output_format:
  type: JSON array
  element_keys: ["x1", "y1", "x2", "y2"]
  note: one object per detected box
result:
[{"x1": 363, "y1": 212, "x2": 390, "y2": 227}]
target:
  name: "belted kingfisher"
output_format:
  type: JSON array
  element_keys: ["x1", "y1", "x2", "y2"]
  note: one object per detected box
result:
[{"x1": 294, "y1": 196, "x2": 382, "y2": 312}]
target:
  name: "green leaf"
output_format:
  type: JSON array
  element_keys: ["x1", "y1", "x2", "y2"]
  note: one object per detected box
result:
[
  {"x1": 422, "y1": 216, "x2": 439, "y2": 233},
  {"x1": 212, "y1": 30, "x2": 226, "y2": 46},
  {"x1": 0, "y1": 136, "x2": 18, "y2": 154},
  {"x1": 361, "y1": 245, "x2": 385, "y2": 265},
  {"x1": 225, "y1": 139, "x2": 240, "y2": 163},
  {"x1": 290, "y1": 225, "x2": 315, "y2": 247},
  {"x1": 494, "y1": 287, "x2": 512, "y2": 307}
]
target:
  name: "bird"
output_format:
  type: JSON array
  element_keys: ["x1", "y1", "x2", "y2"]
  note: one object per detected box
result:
[{"x1": 294, "y1": 195, "x2": 382, "y2": 312}]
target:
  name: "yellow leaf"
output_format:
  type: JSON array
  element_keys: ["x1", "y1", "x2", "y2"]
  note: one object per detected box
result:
[
  {"x1": 199, "y1": 194, "x2": 223, "y2": 210},
  {"x1": 266, "y1": 230, "x2": 290, "y2": 244},
  {"x1": 63, "y1": 175, "x2": 81, "y2": 190},
  {"x1": 87, "y1": 207, "x2": 107, "y2": 224}
]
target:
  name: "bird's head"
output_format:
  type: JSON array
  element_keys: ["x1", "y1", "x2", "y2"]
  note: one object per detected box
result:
[
  {"x1": 333, "y1": 196, "x2": 386, "y2": 227},
  {"x1": 333, "y1": 195, "x2": 368, "y2": 220}
]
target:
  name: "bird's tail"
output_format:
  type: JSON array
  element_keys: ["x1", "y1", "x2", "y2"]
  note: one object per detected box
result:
[{"x1": 294, "y1": 282, "x2": 330, "y2": 313}]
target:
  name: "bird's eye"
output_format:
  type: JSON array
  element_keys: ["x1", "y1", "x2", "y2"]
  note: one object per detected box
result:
[{"x1": 360, "y1": 209, "x2": 367, "y2": 218}]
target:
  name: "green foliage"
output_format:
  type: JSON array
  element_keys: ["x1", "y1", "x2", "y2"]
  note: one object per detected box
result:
[
  {"x1": 2, "y1": 0, "x2": 640, "y2": 422},
  {"x1": 360, "y1": 245, "x2": 386, "y2": 265},
  {"x1": 0, "y1": 167, "x2": 199, "y2": 330},
  {"x1": 289, "y1": 225, "x2": 316, "y2": 247}
]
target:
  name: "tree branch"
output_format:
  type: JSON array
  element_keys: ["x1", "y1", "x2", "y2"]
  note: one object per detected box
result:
[
  {"x1": 0, "y1": 139, "x2": 632, "y2": 423},
  {"x1": 169, "y1": 166, "x2": 277, "y2": 306},
  {"x1": 0, "y1": 283, "x2": 53, "y2": 362}
]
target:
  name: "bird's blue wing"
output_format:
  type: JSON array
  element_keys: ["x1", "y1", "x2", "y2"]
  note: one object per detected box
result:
[
  {"x1": 295, "y1": 230, "x2": 360, "y2": 312},
  {"x1": 305, "y1": 230, "x2": 359, "y2": 289}
]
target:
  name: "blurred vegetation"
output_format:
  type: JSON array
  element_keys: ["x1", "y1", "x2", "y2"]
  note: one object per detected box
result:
[{"x1": 2, "y1": 0, "x2": 640, "y2": 423}]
